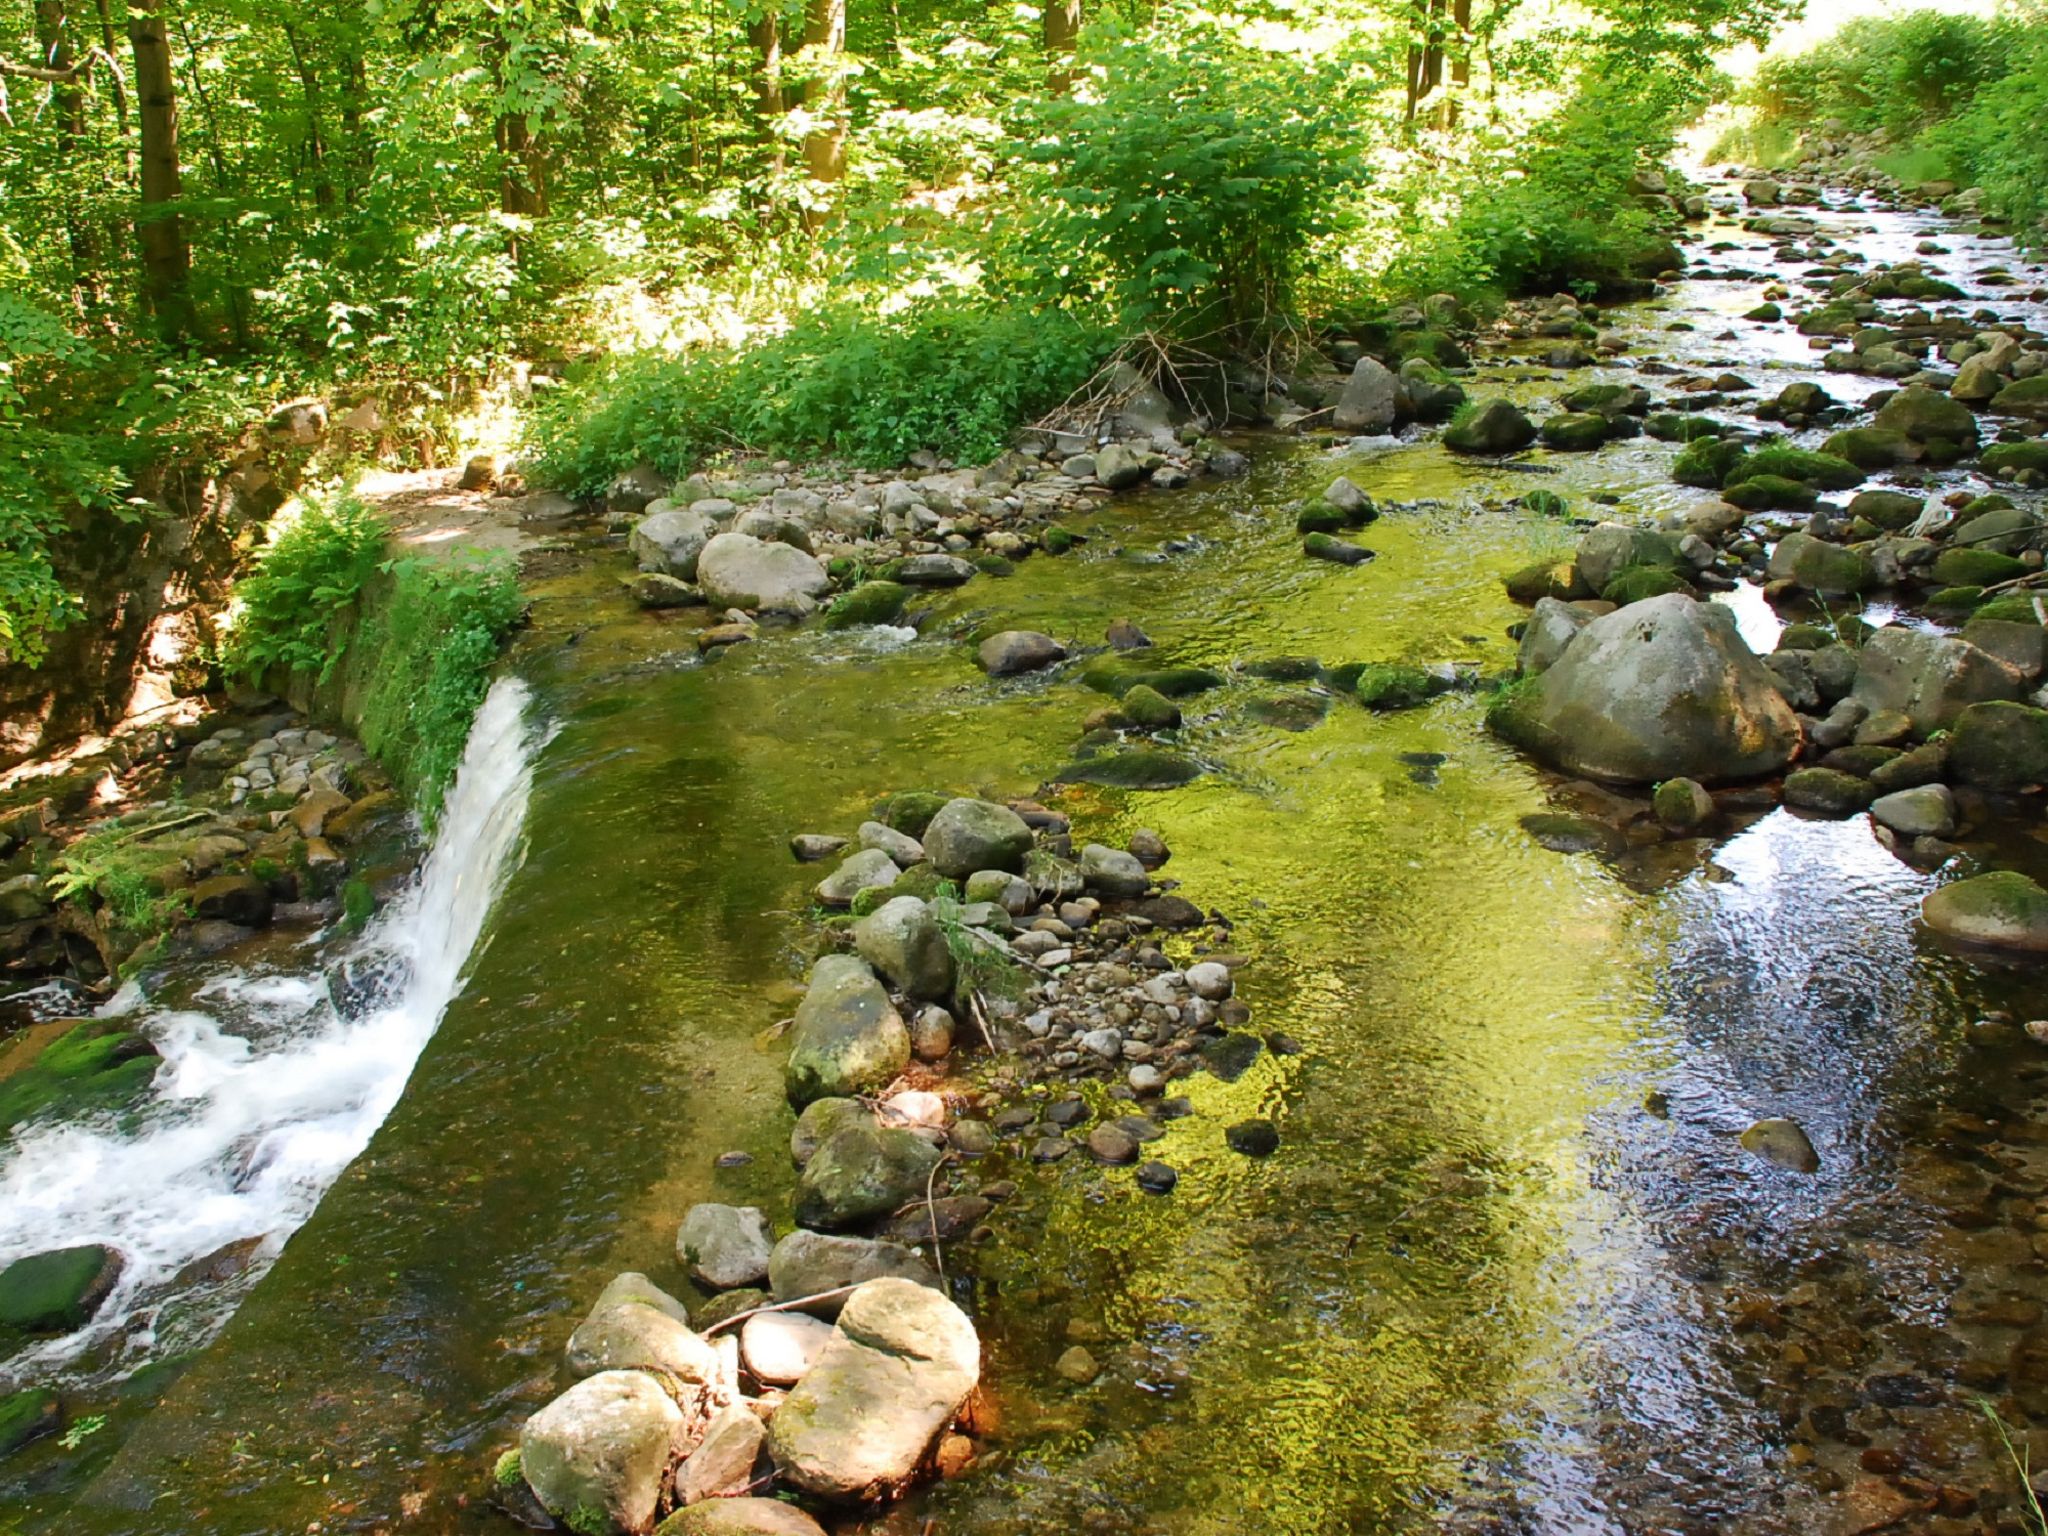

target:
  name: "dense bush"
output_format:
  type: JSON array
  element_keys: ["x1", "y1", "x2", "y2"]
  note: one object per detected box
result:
[
  {"x1": 1747, "y1": 12, "x2": 2012, "y2": 141},
  {"x1": 1008, "y1": 24, "x2": 1367, "y2": 340},
  {"x1": 1926, "y1": 29, "x2": 2048, "y2": 241},
  {"x1": 225, "y1": 492, "x2": 388, "y2": 682},
  {"x1": 1379, "y1": 75, "x2": 1684, "y2": 303},
  {"x1": 525, "y1": 299, "x2": 1113, "y2": 496}
]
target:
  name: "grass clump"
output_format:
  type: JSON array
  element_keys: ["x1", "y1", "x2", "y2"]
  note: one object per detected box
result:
[{"x1": 929, "y1": 880, "x2": 1027, "y2": 1002}]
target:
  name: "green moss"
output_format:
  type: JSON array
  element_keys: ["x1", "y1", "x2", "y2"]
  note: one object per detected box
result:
[
  {"x1": 1931, "y1": 547, "x2": 2028, "y2": 586},
  {"x1": 1295, "y1": 506, "x2": 1348, "y2": 534},
  {"x1": 0, "y1": 1389, "x2": 61, "y2": 1460},
  {"x1": 493, "y1": 1448, "x2": 524, "y2": 1488},
  {"x1": 1981, "y1": 441, "x2": 2048, "y2": 477},
  {"x1": 0, "y1": 1245, "x2": 116, "y2": 1333},
  {"x1": 1646, "y1": 414, "x2": 1726, "y2": 443},
  {"x1": 1041, "y1": 527, "x2": 1077, "y2": 555},
  {"x1": 1723, "y1": 475, "x2": 1817, "y2": 511},
  {"x1": 1739, "y1": 445, "x2": 1863, "y2": 490},
  {"x1": 1076, "y1": 654, "x2": 1223, "y2": 699},
  {"x1": 1671, "y1": 436, "x2": 1749, "y2": 488},
  {"x1": 823, "y1": 580, "x2": 912, "y2": 630},
  {"x1": 1523, "y1": 489, "x2": 1569, "y2": 518},
  {"x1": 340, "y1": 877, "x2": 376, "y2": 930},
  {"x1": 0, "y1": 1022, "x2": 159, "y2": 1139},
  {"x1": 1926, "y1": 585, "x2": 1987, "y2": 610},
  {"x1": 1119, "y1": 684, "x2": 1182, "y2": 729},
  {"x1": 1056, "y1": 749, "x2": 1204, "y2": 788},
  {"x1": 1350, "y1": 664, "x2": 1446, "y2": 710},
  {"x1": 1601, "y1": 566, "x2": 1694, "y2": 604},
  {"x1": 1974, "y1": 594, "x2": 2046, "y2": 624},
  {"x1": 972, "y1": 554, "x2": 1015, "y2": 577},
  {"x1": 872, "y1": 790, "x2": 950, "y2": 836}
]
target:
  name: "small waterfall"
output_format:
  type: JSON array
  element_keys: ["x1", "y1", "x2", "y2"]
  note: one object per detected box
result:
[{"x1": 0, "y1": 677, "x2": 544, "y2": 1387}]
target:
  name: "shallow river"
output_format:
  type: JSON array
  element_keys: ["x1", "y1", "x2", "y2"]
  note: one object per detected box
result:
[{"x1": 9, "y1": 191, "x2": 2048, "y2": 1535}]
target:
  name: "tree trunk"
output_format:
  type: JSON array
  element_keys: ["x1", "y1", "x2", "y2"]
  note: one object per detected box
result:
[
  {"x1": 1042, "y1": 0, "x2": 1080, "y2": 93},
  {"x1": 800, "y1": 0, "x2": 843, "y2": 224},
  {"x1": 33, "y1": 0, "x2": 102, "y2": 309},
  {"x1": 748, "y1": 12, "x2": 785, "y2": 172},
  {"x1": 339, "y1": 48, "x2": 369, "y2": 204},
  {"x1": 125, "y1": 0, "x2": 192, "y2": 338},
  {"x1": 497, "y1": 110, "x2": 549, "y2": 216},
  {"x1": 281, "y1": 22, "x2": 334, "y2": 209}
]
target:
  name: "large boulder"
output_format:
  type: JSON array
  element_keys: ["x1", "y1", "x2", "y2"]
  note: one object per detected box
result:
[
  {"x1": 767, "y1": 1232, "x2": 937, "y2": 1317},
  {"x1": 1766, "y1": 531, "x2": 1874, "y2": 594},
  {"x1": 1850, "y1": 625, "x2": 2023, "y2": 736},
  {"x1": 977, "y1": 631, "x2": 1065, "y2": 676},
  {"x1": 1490, "y1": 594, "x2": 1799, "y2": 784},
  {"x1": 1518, "y1": 597, "x2": 1591, "y2": 677},
  {"x1": 566, "y1": 1278, "x2": 719, "y2": 1385},
  {"x1": 629, "y1": 509, "x2": 715, "y2": 581},
  {"x1": 1331, "y1": 357, "x2": 1399, "y2": 433},
  {"x1": 1079, "y1": 843, "x2": 1149, "y2": 899},
  {"x1": 921, "y1": 798, "x2": 1033, "y2": 878},
  {"x1": 1444, "y1": 398, "x2": 1537, "y2": 455},
  {"x1": 656, "y1": 1499, "x2": 826, "y2": 1536},
  {"x1": 520, "y1": 1370, "x2": 687, "y2": 1535},
  {"x1": 676, "y1": 1205, "x2": 775, "y2": 1291},
  {"x1": 1872, "y1": 385, "x2": 1979, "y2": 448},
  {"x1": 794, "y1": 1119, "x2": 943, "y2": 1231},
  {"x1": 1922, "y1": 872, "x2": 2048, "y2": 952},
  {"x1": 1576, "y1": 522, "x2": 1680, "y2": 594},
  {"x1": 813, "y1": 848, "x2": 899, "y2": 908},
  {"x1": 0, "y1": 1244, "x2": 123, "y2": 1333},
  {"x1": 766, "y1": 1278, "x2": 980, "y2": 1503},
  {"x1": 853, "y1": 897, "x2": 954, "y2": 1002},
  {"x1": 1948, "y1": 701, "x2": 2048, "y2": 790},
  {"x1": 786, "y1": 956, "x2": 910, "y2": 1106},
  {"x1": 696, "y1": 533, "x2": 830, "y2": 615}
]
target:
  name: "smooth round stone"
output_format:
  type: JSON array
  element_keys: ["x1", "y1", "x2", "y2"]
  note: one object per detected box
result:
[
  {"x1": 1135, "y1": 1162, "x2": 1178, "y2": 1194},
  {"x1": 1127, "y1": 1064, "x2": 1164, "y2": 1094},
  {"x1": 1087, "y1": 1124, "x2": 1139, "y2": 1164},
  {"x1": 741, "y1": 1309, "x2": 835, "y2": 1386},
  {"x1": 1225, "y1": 1118, "x2": 1280, "y2": 1157}
]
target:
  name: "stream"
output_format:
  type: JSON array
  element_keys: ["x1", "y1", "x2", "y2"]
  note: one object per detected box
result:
[{"x1": 8, "y1": 190, "x2": 2048, "y2": 1535}]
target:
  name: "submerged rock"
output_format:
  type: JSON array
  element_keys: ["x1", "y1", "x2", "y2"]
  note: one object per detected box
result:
[
  {"x1": 520, "y1": 1370, "x2": 686, "y2": 1536},
  {"x1": 0, "y1": 1244, "x2": 123, "y2": 1334},
  {"x1": 977, "y1": 631, "x2": 1066, "y2": 676},
  {"x1": 766, "y1": 1277, "x2": 980, "y2": 1503},
  {"x1": 1740, "y1": 1118, "x2": 1820, "y2": 1173},
  {"x1": 786, "y1": 955, "x2": 910, "y2": 1107},
  {"x1": 794, "y1": 1118, "x2": 943, "y2": 1231},
  {"x1": 1490, "y1": 595, "x2": 1800, "y2": 785}
]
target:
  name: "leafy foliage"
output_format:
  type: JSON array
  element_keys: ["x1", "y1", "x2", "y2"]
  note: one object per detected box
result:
[
  {"x1": 225, "y1": 492, "x2": 388, "y2": 683},
  {"x1": 526, "y1": 300, "x2": 1112, "y2": 494}
]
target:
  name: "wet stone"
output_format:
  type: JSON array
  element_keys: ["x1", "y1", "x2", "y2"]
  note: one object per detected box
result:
[
  {"x1": 1135, "y1": 1162, "x2": 1179, "y2": 1194},
  {"x1": 1226, "y1": 1119, "x2": 1280, "y2": 1157}
]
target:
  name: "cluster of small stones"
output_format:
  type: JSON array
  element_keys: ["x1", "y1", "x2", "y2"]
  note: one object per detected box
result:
[{"x1": 0, "y1": 707, "x2": 404, "y2": 984}]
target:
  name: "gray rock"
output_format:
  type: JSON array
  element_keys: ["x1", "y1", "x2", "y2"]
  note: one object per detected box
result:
[
  {"x1": 631, "y1": 572, "x2": 703, "y2": 609},
  {"x1": 696, "y1": 533, "x2": 830, "y2": 615},
  {"x1": 978, "y1": 631, "x2": 1067, "y2": 676},
  {"x1": 567, "y1": 1297, "x2": 719, "y2": 1384},
  {"x1": 1324, "y1": 475, "x2": 1370, "y2": 514},
  {"x1": 909, "y1": 1005, "x2": 955, "y2": 1061},
  {"x1": 675, "y1": 1405, "x2": 768, "y2": 1507},
  {"x1": 856, "y1": 821, "x2": 923, "y2": 864},
  {"x1": 853, "y1": 896, "x2": 955, "y2": 1002},
  {"x1": 1444, "y1": 398, "x2": 1537, "y2": 454},
  {"x1": 766, "y1": 1278, "x2": 980, "y2": 1503},
  {"x1": 1518, "y1": 596, "x2": 1591, "y2": 677},
  {"x1": 677, "y1": 1204, "x2": 775, "y2": 1291},
  {"x1": 629, "y1": 508, "x2": 715, "y2": 580},
  {"x1": 1095, "y1": 443, "x2": 1150, "y2": 490},
  {"x1": 1851, "y1": 625, "x2": 2023, "y2": 736},
  {"x1": 657, "y1": 1499, "x2": 826, "y2": 1536},
  {"x1": 1922, "y1": 871, "x2": 2048, "y2": 952},
  {"x1": 741, "y1": 1310, "x2": 835, "y2": 1385},
  {"x1": 922, "y1": 798, "x2": 1034, "y2": 878},
  {"x1": 894, "y1": 553, "x2": 977, "y2": 586},
  {"x1": 786, "y1": 955, "x2": 910, "y2": 1106},
  {"x1": 768, "y1": 1232, "x2": 937, "y2": 1317},
  {"x1": 1184, "y1": 961, "x2": 1232, "y2": 1000},
  {"x1": 813, "y1": 848, "x2": 900, "y2": 908},
  {"x1": 1079, "y1": 843, "x2": 1148, "y2": 899},
  {"x1": 791, "y1": 1097, "x2": 871, "y2": 1168},
  {"x1": 1491, "y1": 594, "x2": 1801, "y2": 784},
  {"x1": 1576, "y1": 522, "x2": 1680, "y2": 595},
  {"x1": 1870, "y1": 783, "x2": 1956, "y2": 838},
  {"x1": 794, "y1": 1119, "x2": 942, "y2": 1231},
  {"x1": 520, "y1": 1371, "x2": 686, "y2": 1535},
  {"x1": 1331, "y1": 357, "x2": 1399, "y2": 433}
]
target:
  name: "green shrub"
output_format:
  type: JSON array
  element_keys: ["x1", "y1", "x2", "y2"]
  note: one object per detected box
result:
[
  {"x1": 1007, "y1": 21, "x2": 1366, "y2": 339},
  {"x1": 226, "y1": 492, "x2": 388, "y2": 683},
  {"x1": 526, "y1": 300, "x2": 1111, "y2": 496}
]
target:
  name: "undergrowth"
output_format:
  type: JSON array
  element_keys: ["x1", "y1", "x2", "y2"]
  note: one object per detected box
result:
[{"x1": 929, "y1": 880, "x2": 1027, "y2": 1002}]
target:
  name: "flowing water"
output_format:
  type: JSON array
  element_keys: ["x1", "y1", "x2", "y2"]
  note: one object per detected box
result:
[{"x1": 8, "y1": 194, "x2": 2048, "y2": 1535}]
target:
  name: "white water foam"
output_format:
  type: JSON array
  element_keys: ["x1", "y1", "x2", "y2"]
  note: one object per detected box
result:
[{"x1": 0, "y1": 676, "x2": 544, "y2": 1387}]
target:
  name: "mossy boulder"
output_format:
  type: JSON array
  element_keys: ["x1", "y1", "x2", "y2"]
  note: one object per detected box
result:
[
  {"x1": 1974, "y1": 594, "x2": 2048, "y2": 625},
  {"x1": 1782, "y1": 767, "x2": 1875, "y2": 816},
  {"x1": 0, "y1": 1245, "x2": 124, "y2": 1334},
  {"x1": 1304, "y1": 533, "x2": 1375, "y2": 566},
  {"x1": 1990, "y1": 375, "x2": 2048, "y2": 421},
  {"x1": 1740, "y1": 445, "x2": 1864, "y2": 489},
  {"x1": 1391, "y1": 329, "x2": 1469, "y2": 368},
  {"x1": 785, "y1": 955, "x2": 910, "y2": 1107},
  {"x1": 0, "y1": 1390, "x2": 61, "y2": 1460},
  {"x1": 1444, "y1": 398, "x2": 1537, "y2": 455},
  {"x1": 871, "y1": 790, "x2": 949, "y2": 838},
  {"x1": 1724, "y1": 475, "x2": 1817, "y2": 512},
  {"x1": 1767, "y1": 532, "x2": 1874, "y2": 593},
  {"x1": 1922, "y1": 871, "x2": 2048, "y2": 952},
  {"x1": 1821, "y1": 427, "x2": 1918, "y2": 470},
  {"x1": 1873, "y1": 385, "x2": 1980, "y2": 448},
  {"x1": 1847, "y1": 490, "x2": 1924, "y2": 531},
  {"x1": 1076, "y1": 653, "x2": 1224, "y2": 700},
  {"x1": 1056, "y1": 750, "x2": 1204, "y2": 789},
  {"x1": 1602, "y1": 566, "x2": 1694, "y2": 604},
  {"x1": 1931, "y1": 547, "x2": 2028, "y2": 587},
  {"x1": 1981, "y1": 440, "x2": 2048, "y2": 477},
  {"x1": 1502, "y1": 559, "x2": 1589, "y2": 605},
  {"x1": 1541, "y1": 412, "x2": 1612, "y2": 451},
  {"x1": 1647, "y1": 414, "x2": 1726, "y2": 443},
  {"x1": 1561, "y1": 383, "x2": 1648, "y2": 417},
  {"x1": 1350, "y1": 664, "x2": 1448, "y2": 710},
  {"x1": 1119, "y1": 684, "x2": 1182, "y2": 730},
  {"x1": 1041, "y1": 527, "x2": 1078, "y2": 555},
  {"x1": 823, "y1": 581, "x2": 913, "y2": 630},
  {"x1": 1295, "y1": 506, "x2": 1348, "y2": 534},
  {"x1": 1672, "y1": 436, "x2": 1750, "y2": 488},
  {"x1": 0, "y1": 1021, "x2": 159, "y2": 1139},
  {"x1": 1951, "y1": 505, "x2": 2044, "y2": 556},
  {"x1": 1947, "y1": 701, "x2": 2048, "y2": 790}
]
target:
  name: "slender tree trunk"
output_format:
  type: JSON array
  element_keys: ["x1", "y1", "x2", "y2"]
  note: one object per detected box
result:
[
  {"x1": 125, "y1": 0, "x2": 192, "y2": 338},
  {"x1": 799, "y1": 0, "x2": 843, "y2": 224},
  {"x1": 340, "y1": 48, "x2": 369, "y2": 204},
  {"x1": 281, "y1": 22, "x2": 334, "y2": 209},
  {"x1": 1042, "y1": 0, "x2": 1080, "y2": 93},
  {"x1": 92, "y1": 0, "x2": 131, "y2": 168},
  {"x1": 748, "y1": 12, "x2": 784, "y2": 172},
  {"x1": 496, "y1": 109, "x2": 549, "y2": 215},
  {"x1": 33, "y1": 0, "x2": 102, "y2": 310},
  {"x1": 1441, "y1": 0, "x2": 1470, "y2": 127}
]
